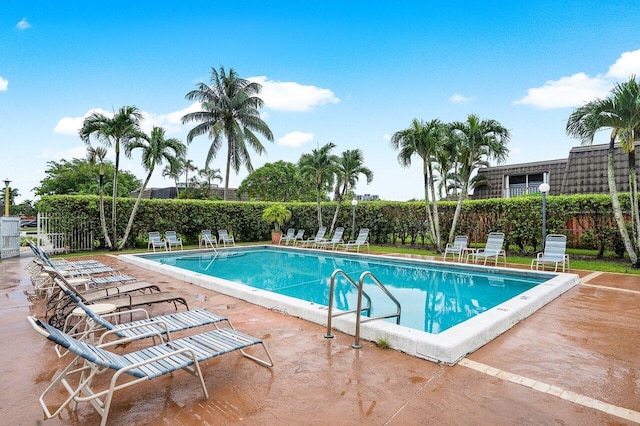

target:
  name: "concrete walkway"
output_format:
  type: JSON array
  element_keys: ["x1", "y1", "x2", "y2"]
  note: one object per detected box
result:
[{"x1": 1, "y1": 251, "x2": 638, "y2": 425}]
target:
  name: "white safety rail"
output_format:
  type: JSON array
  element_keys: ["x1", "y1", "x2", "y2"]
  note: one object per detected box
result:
[{"x1": 0, "y1": 216, "x2": 20, "y2": 259}]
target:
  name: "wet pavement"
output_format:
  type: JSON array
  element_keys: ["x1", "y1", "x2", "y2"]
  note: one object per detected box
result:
[{"x1": 1, "y1": 250, "x2": 638, "y2": 425}]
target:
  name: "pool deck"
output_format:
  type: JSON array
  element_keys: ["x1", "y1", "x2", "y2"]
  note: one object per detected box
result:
[{"x1": 1, "y1": 249, "x2": 639, "y2": 425}]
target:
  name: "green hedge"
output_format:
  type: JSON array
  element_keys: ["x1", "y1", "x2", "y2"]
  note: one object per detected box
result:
[{"x1": 37, "y1": 193, "x2": 628, "y2": 253}]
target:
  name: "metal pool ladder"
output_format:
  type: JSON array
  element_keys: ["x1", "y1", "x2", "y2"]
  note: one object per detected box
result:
[{"x1": 324, "y1": 269, "x2": 401, "y2": 349}]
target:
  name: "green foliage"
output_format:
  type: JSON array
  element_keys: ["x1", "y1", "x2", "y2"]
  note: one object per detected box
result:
[
  {"x1": 375, "y1": 336, "x2": 391, "y2": 349},
  {"x1": 37, "y1": 193, "x2": 629, "y2": 253},
  {"x1": 262, "y1": 204, "x2": 292, "y2": 233},
  {"x1": 237, "y1": 160, "x2": 317, "y2": 201},
  {"x1": 34, "y1": 158, "x2": 141, "y2": 197}
]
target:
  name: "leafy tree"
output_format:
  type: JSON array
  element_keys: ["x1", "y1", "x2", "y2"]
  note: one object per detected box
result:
[
  {"x1": 298, "y1": 143, "x2": 338, "y2": 227},
  {"x1": 199, "y1": 166, "x2": 223, "y2": 194},
  {"x1": 566, "y1": 77, "x2": 640, "y2": 267},
  {"x1": 119, "y1": 127, "x2": 186, "y2": 249},
  {"x1": 182, "y1": 66, "x2": 274, "y2": 200},
  {"x1": 449, "y1": 114, "x2": 510, "y2": 243},
  {"x1": 182, "y1": 158, "x2": 198, "y2": 189},
  {"x1": 34, "y1": 159, "x2": 141, "y2": 197},
  {"x1": 391, "y1": 119, "x2": 445, "y2": 251},
  {"x1": 236, "y1": 160, "x2": 316, "y2": 202},
  {"x1": 79, "y1": 106, "x2": 144, "y2": 249},
  {"x1": 328, "y1": 149, "x2": 373, "y2": 234},
  {"x1": 162, "y1": 162, "x2": 182, "y2": 196}
]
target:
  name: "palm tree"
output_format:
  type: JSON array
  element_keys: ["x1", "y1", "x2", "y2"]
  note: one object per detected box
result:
[
  {"x1": 328, "y1": 149, "x2": 373, "y2": 234},
  {"x1": 182, "y1": 66, "x2": 274, "y2": 200},
  {"x1": 199, "y1": 166, "x2": 223, "y2": 196},
  {"x1": 182, "y1": 159, "x2": 198, "y2": 189},
  {"x1": 119, "y1": 127, "x2": 186, "y2": 249},
  {"x1": 566, "y1": 77, "x2": 640, "y2": 266},
  {"x1": 86, "y1": 145, "x2": 111, "y2": 248},
  {"x1": 298, "y1": 142, "x2": 338, "y2": 228},
  {"x1": 79, "y1": 106, "x2": 144, "y2": 249},
  {"x1": 162, "y1": 162, "x2": 183, "y2": 196},
  {"x1": 391, "y1": 119, "x2": 446, "y2": 251},
  {"x1": 449, "y1": 114, "x2": 510, "y2": 243}
]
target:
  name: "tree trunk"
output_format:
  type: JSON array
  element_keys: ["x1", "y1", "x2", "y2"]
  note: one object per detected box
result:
[
  {"x1": 98, "y1": 171, "x2": 112, "y2": 249},
  {"x1": 112, "y1": 140, "x2": 120, "y2": 250},
  {"x1": 329, "y1": 184, "x2": 347, "y2": 235},
  {"x1": 627, "y1": 149, "x2": 640, "y2": 250},
  {"x1": 316, "y1": 180, "x2": 323, "y2": 228},
  {"x1": 607, "y1": 132, "x2": 638, "y2": 266},
  {"x1": 224, "y1": 138, "x2": 232, "y2": 201},
  {"x1": 118, "y1": 170, "x2": 153, "y2": 250},
  {"x1": 422, "y1": 163, "x2": 437, "y2": 248},
  {"x1": 427, "y1": 161, "x2": 441, "y2": 251},
  {"x1": 448, "y1": 180, "x2": 468, "y2": 244}
]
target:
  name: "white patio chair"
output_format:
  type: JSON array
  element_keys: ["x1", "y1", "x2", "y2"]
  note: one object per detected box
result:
[{"x1": 531, "y1": 234, "x2": 569, "y2": 272}]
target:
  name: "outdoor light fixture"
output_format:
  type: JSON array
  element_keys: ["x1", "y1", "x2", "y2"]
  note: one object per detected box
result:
[
  {"x1": 351, "y1": 199, "x2": 358, "y2": 240},
  {"x1": 539, "y1": 183, "x2": 550, "y2": 250},
  {"x1": 3, "y1": 178, "x2": 10, "y2": 217}
]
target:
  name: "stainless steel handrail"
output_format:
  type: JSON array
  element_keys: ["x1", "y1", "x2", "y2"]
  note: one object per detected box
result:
[{"x1": 324, "y1": 269, "x2": 371, "y2": 339}]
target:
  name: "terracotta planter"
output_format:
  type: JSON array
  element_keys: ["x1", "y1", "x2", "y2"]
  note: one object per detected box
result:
[{"x1": 271, "y1": 232, "x2": 282, "y2": 244}]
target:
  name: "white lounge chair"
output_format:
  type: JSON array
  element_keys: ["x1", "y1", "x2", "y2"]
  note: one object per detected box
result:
[
  {"x1": 443, "y1": 235, "x2": 469, "y2": 262},
  {"x1": 336, "y1": 228, "x2": 370, "y2": 252},
  {"x1": 531, "y1": 234, "x2": 569, "y2": 272},
  {"x1": 291, "y1": 229, "x2": 305, "y2": 245},
  {"x1": 278, "y1": 228, "x2": 296, "y2": 245},
  {"x1": 315, "y1": 227, "x2": 344, "y2": 250},
  {"x1": 301, "y1": 227, "x2": 326, "y2": 247},
  {"x1": 164, "y1": 231, "x2": 183, "y2": 251},
  {"x1": 28, "y1": 315, "x2": 273, "y2": 426},
  {"x1": 469, "y1": 232, "x2": 506, "y2": 266},
  {"x1": 199, "y1": 230, "x2": 218, "y2": 248},
  {"x1": 147, "y1": 231, "x2": 167, "y2": 252},
  {"x1": 218, "y1": 229, "x2": 236, "y2": 247}
]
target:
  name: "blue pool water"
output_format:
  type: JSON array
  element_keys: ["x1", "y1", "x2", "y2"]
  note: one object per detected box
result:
[{"x1": 143, "y1": 247, "x2": 548, "y2": 334}]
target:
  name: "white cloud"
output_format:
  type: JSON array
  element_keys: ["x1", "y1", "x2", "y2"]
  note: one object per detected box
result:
[
  {"x1": 515, "y1": 72, "x2": 611, "y2": 109},
  {"x1": 449, "y1": 93, "x2": 475, "y2": 104},
  {"x1": 140, "y1": 103, "x2": 199, "y2": 134},
  {"x1": 53, "y1": 108, "x2": 113, "y2": 135},
  {"x1": 277, "y1": 131, "x2": 314, "y2": 148},
  {"x1": 248, "y1": 76, "x2": 339, "y2": 111},
  {"x1": 606, "y1": 49, "x2": 640, "y2": 79},
  {"x1": 0, "y1": 76, "x2": 7, "y2": 91},
  {"x1": 16, "y1": 18, "x2": 31, "y2": 30},
  {"x1": 515, "y1": 49, "x2": 640, "y2": 109},
  {"x1": 382, "y1": 133, "x2": 392, "y2": 141}
]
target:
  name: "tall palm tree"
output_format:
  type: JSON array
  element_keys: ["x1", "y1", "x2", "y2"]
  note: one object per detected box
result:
[
  {"x1": 199, "y1": 166, "x2": 223, "y2": 195},
  {"x1": 566, "y1": 77, "x2": 640, "y2": 266},
  {"x1": 391, "y1": 119, "x2": 446, "y2": 251},
  {"x1": 119, "y1": 127, "x2": 186, "y2": 249},
  {"x1": 79, "y1": 106, "x2": 144, "y2": 249},
  {"x1": 182, "y1": 66, "x2": 274, "y2": 200},
  {"x1": 85, "y1": 145, "x2": 111, "y2": 248},
  {"x1": 449, "y1": 114, "x2": 510, "y2": 243},
  {"x1": 299, "y1": 142, "x2": 338, "y2": 228},
  {"x1": 328, "y1": 149, "x2": 373, "y2": 234}
]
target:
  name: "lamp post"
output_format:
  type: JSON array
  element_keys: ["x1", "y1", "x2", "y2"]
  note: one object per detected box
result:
[
  {"x1": 539, "y1": 183, "x2": 550, "y2": 250},
  {"x1": 3, "y1": 178, "x2": 10, "y2": 217},
  {"x1": 351, "y1": 199, "x2": 358, "y2": 240}
]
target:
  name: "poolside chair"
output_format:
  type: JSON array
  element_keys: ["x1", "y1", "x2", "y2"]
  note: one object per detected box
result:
[
  {"x1": 291, "y1": 229, "x2": 305, "y2": 245},
  {"x1": 28, "y1": 315, "x2": 273, "y2": 426},
  {"x1": 199, "y1": 230, "x2": 218, "y2": 248},
  {"x1": 315, "y1": 227, "x2": 344, "y2": 250},
  {"x1": 165, "y1": 231, "x2": 183, "y2": 251},
  {"x1": 336, "y1": 228, "x2": 370, "y2": 253},
  {"x1": 531, "y1": 234, "x2": 570, "y2": 272},
  {"x1": 46, "y1": 276, "x2": 189, "y2": 330},
  {"x1": 218, "y1": 229, "x2": 236, "y2": 247},
  {"x1": 278, "y1": 228, "x2": 296, "y2": 245},
  {"x1": 469, "y1": 232, "x2": 506, "y2": 266},
  {"x1": 301, "y1": 226, "x2": 326, "y2": 247},
  {"x1": 442, "y1": 235, "x2": 469, "y2": 262},
  {"x1": 147, "y1": 231, "x2": 167, "y2": 252}
]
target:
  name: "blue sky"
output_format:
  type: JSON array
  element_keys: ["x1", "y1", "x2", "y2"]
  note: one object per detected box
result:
[{"x1": 2, "y1": 1, "x2": 640, "y2": 203}]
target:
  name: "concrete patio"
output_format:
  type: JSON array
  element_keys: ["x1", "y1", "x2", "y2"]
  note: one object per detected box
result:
[{"x1": 1, "y1": 250, "x2": 638, "y2": 425}]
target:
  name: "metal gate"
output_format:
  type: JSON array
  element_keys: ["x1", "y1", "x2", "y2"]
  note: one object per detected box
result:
[
  {"x1": 0, "y1": 216, "x2": 20, "y2": 259},
  {"x1": 37, "y1": 212, "x2": 94, "y2": 254}
]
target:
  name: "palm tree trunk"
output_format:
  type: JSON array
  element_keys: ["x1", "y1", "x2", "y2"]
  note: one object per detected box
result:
[
  {"x1": 119, "y1": 171, "x2": 153, "y2": 250},
  {"x1": 329, "y1": 184, "x2": 347, "y2": 235},
  {"x1": 448, "y1": 180, "x2": 468, "y2": 244},
  {"x1": 316, "y1": 181, "x2": 323, "y2": 228},
  {"x1": 628, "y1": 150, "x2": 640, "y2": 250},
  {"x1": 422, "y1": 164, "x2": 437, "y2": 248},
  {"x1": 427, "y1": 161, "x2": 441, "y2": 251},
  {"x1": 607, "y1": 132, "x2": 638, "y2": 266},
  {"x1": 112, "y1": 141, "x2": 120, "y2": 250},
  {"x1": 98, "y1": 172, "x2": 112, "y2": 249},
  {"x1": 224, "y1": 139, "x2": 232, "y2": 201}
]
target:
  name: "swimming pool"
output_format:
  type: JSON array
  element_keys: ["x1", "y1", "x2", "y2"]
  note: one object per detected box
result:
[{"x1": 122, "y1": 245, "x2": 580, "y2": 364}]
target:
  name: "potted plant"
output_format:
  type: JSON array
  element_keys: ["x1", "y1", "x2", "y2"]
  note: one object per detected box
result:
[{"x1": 262, "y1": 204, "x2": 292, "y2": 244}]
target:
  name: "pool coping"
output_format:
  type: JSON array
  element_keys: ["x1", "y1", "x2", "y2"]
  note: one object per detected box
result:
[{"x1": 120, "y1": 245, "x2": 581, "y2": 365}]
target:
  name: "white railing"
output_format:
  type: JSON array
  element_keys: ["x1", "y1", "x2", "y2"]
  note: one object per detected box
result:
[
  {"x1": 0, "y1": 216, "x2": 20, "y2": 259},
  {"x1": 37, "y1": 213, "x2": 94, "y2": 254}
]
